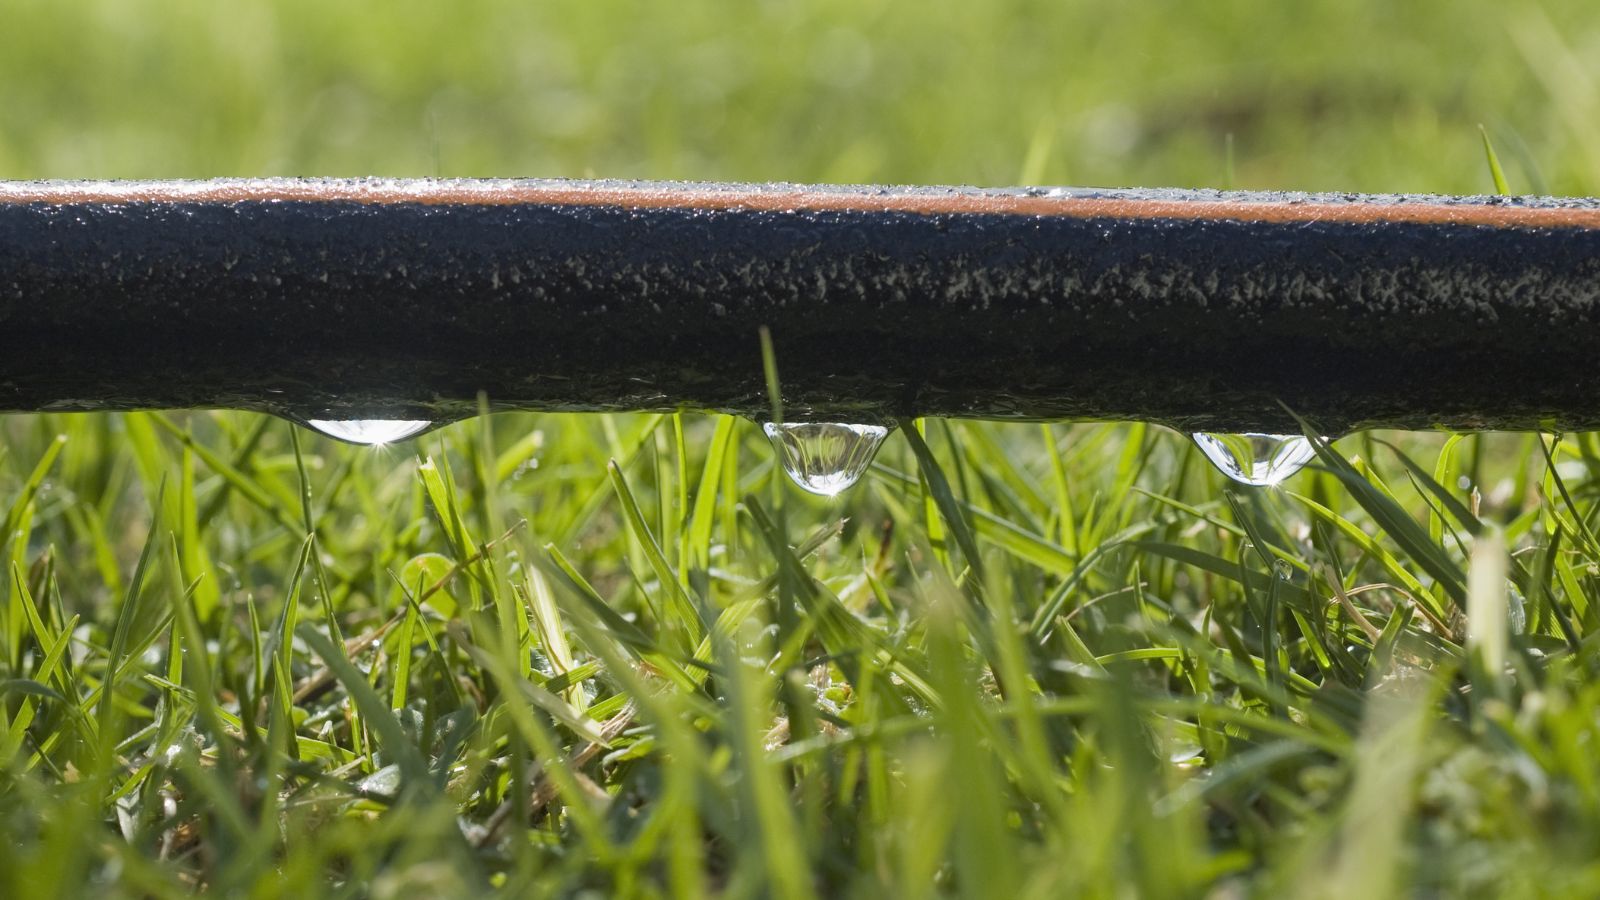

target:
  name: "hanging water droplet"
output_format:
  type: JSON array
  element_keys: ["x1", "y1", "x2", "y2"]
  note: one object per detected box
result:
[
  {"x1": 304, "y1": 419, "x2": 432, "y2": 445},
  {"x1": 763, "y1": 422, "x2": 889, "y2": 496},
  {"x1": 1192, "y1": 432, "x2": 1317, "y2": 487}
]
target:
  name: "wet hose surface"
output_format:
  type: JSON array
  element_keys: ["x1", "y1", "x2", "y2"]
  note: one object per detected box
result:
[{"x1": 1, "y1": 178, "x2": 1599, "y2": 433}]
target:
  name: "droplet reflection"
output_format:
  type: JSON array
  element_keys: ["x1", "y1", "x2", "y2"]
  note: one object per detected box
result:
[
  {"x1": 305, "y1": 419, "x2": 432, "y2": 446},
  {"x1": 1192, "y1": 433, "x2": 1317, "y2": 487},
  {"x1": 763, "y1": 422, "x2": 889, "y2": 496}
]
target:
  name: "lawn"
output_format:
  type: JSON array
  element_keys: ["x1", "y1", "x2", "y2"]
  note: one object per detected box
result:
[{"x1": 3, "y1": 1, "x2": 1600, "y2": 896}]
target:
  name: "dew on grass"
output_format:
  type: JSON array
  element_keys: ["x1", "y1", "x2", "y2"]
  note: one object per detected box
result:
[
  {"x1": 1192, "y1": 432, "x2": 1318, "y2": 487},
  {"x1": 763, "y1": 422, "x2": 889, "y2": 496},
  {"x1": 305, "y1": 419, "x2": 432, "y2": 445}
]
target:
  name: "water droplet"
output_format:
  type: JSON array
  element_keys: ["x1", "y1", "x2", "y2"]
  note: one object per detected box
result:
[
  {"x1": 763, "y1": 422, "x2": 889, "y2": 496},
  {"x1": 305, "y1": 419, "x2": 431, "y2": 445},
  {"x1": 1192, "y1": 433, "x2": 1317, "y2": 487}
]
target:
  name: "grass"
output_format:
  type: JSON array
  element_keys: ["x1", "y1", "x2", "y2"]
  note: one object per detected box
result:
[
  {"x1": 5, "y1": 0, "x2": 1600, "y2": 896},
  {"x1": 5, "y1": 414, "x2": 1600, "y2": 897}
]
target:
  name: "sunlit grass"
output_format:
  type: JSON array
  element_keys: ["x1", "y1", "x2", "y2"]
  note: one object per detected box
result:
[{"x1": 1, "y1": 411, "x2": 1596, "y2": 896}]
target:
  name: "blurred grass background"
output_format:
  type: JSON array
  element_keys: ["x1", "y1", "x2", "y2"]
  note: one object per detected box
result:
[
  {"x1": 5, "y1": 1, "x2": 1600, "y2": 897},
  {"x1": 3, "y1": 0, "x2": 1599, "y2": 194}
]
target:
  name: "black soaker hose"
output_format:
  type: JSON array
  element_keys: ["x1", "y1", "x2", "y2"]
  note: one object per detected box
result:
[{"x1": 2, "y1": 178, "x2": 1598, "y2": 434}]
